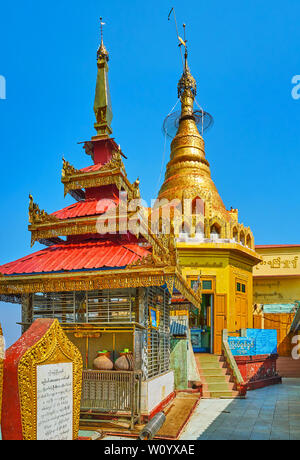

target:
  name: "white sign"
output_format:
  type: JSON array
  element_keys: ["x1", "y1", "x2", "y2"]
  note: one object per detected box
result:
[{"x1": 36, "y1": 362, "x2": 73, "y2": 440}]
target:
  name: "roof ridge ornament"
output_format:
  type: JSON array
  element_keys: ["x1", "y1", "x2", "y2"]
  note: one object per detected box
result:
[
  {"x1": 62, "y1": 157, "x2": 80, "y2": 180},
  {"x1": 28, "y1": 194, "x2": 59, "y2": 227}
]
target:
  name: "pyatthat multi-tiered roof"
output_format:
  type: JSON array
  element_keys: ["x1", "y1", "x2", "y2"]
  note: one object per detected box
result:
[{"x1": 0, "y1": 28, "x2": 200, "y2": 311}]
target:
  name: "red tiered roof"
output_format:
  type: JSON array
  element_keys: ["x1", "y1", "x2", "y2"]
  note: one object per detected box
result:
[
  {"x1": 0, "y1": 239, "x2": 149, "y2": 275},
  {"x1": 52, "y1": 197, "x2": 118, "y2": 220}
]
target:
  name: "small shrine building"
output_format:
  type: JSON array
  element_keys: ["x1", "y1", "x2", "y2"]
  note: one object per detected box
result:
[{"x1": 0, "y1": 32, "x2": 201, "y2": 425}]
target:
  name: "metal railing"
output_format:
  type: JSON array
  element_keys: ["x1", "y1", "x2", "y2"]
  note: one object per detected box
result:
[{"x1": 80, "y1": 369, "x2": 142, "y2": 429}]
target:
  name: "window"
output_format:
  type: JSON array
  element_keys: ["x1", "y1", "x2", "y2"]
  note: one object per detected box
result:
[
  {"x1": 236, "y1": 282, "x2": 246, "y2": 293},
  {"x1": 202, "y1": 280, "x2": 212, "y2": 291}
]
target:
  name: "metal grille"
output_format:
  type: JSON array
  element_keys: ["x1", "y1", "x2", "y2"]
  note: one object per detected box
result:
[
  {"x1": 33, "y1": 292, "x2": 75, "y2": 322},
  {"x1": 32, "y1": 289, "x2": 136, "y2": 324},
  {"x1": 81, "y1": 369, "x2": 142, "y2": 429},
  {"x1": 32, "y1": 286, "x2": 171, "y2": 380},
  {"x1": 86, "y1": 290, "x2": 135, "y2": 323},
  {"x1": 145, "y1": 286, "x2": 170, "y2": 379}
]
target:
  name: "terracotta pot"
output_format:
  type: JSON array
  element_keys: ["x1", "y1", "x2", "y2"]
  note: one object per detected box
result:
[
  {"x1": 93, "y1": 351, "x2": 114, "y2": 370},
  {"x1": 114, "y1": 352, "x2": 134, "y2": 371}
]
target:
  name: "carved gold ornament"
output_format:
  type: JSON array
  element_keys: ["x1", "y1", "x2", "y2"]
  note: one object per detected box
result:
[
  {"x1": 28, "y1": 195, "x2": 59, "y2": 226},
  {"x1": 18, "y1": 319, "x2": 83, "y2": 440},
  {"x1": 0, "y1": 267, "x2": 202, "y2": 310},
  {"x1": 62, "y1": 157, "x2": 80, "y2": 179}
]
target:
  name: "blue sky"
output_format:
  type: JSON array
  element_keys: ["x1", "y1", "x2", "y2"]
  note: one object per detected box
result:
[{"x1": 0, "y1": 0, "x2": 299, "y2": 345}]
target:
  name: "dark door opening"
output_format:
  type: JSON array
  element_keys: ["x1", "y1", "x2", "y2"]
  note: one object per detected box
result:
[{"x1": 191, "y1": 293, "x2": 213, "y2": 353}]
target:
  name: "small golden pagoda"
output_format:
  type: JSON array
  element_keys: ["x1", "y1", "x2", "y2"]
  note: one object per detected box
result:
[{"x1": 157, "y1": 44, "x2": 261, "y2": 354}]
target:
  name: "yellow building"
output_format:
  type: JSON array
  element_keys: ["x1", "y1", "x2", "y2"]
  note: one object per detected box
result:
[
  {"x1": 253, "y1": 244, "x2": 300, "y2": 357},
  {"x1": 157, "y1": 48, "x2": 261, "y2": 354},
  {"x1": 254, "y1": 244, "x2": 300, "y2": 306}
]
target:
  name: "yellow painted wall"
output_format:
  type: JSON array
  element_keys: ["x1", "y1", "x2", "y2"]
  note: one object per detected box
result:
[
  {"x1": 254, "y1": 246, "x2": 300, "y2": 278},
  {"x1": 254, "y1": 246, "x2": 300, "y2": 304},
  {"x1": 177, "y1": 243, "x2": 258, "y2": 346}
]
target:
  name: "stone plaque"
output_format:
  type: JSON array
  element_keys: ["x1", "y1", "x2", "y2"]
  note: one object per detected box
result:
[
  {"x1": 36, "y1": 362, "x2": 73, "y2": 440},
  {"x1": 1, "y1": 318, "x2": 83, "y2": 440}
]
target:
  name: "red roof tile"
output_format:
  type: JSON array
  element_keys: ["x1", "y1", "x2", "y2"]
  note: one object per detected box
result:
[
  {"x1": 80, "y1": 163, "x2": 104, "y2": 173},
  {"x1": 52, "y1": 198, "x2": 118, "y2": 220},
  {"x1": 0, "y1": 240, "x2": 150, "y2": 275}
]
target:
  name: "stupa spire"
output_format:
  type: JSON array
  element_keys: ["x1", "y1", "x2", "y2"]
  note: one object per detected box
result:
[
  {"x1": 158, "y1": 22, "x2": 228, "y2": 220},
  {"x1": 93, "y1": 17, "x2": 113, "y2": 138}
]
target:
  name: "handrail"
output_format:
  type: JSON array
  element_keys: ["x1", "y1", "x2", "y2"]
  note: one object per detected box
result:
[{"x1": 222, "y1": 330, "x2": 247, "y2": 397}]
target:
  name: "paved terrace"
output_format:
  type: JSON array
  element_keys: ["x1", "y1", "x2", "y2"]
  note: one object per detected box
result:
[{"x1": 180, "y1": 378, "x2": 300, "y2": 440}]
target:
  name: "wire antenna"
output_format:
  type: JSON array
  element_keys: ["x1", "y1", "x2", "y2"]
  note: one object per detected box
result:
[{"x1": 168, "y1": 7, "x2": 186, "y2": 67}]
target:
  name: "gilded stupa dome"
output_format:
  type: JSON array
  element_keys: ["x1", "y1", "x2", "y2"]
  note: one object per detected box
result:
[{"x1": 158, "y1": 56, "x2": 229, "y2": 223}]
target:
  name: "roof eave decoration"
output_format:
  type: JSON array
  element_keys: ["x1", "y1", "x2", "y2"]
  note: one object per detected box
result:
[
  {"x1": 0, "y1": 266, "x2": 201, "y2": 310},
  {"x1": 61, "y1": 150, "x2": 131, "y2": 198},
  {"x1": 28, "y1": 195, "x2": 59, "y2": 226}
]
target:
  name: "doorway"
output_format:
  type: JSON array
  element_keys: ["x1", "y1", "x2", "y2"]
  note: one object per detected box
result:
[{"x1": 191, "y1": 293, "x2": 213, "y2": 353}]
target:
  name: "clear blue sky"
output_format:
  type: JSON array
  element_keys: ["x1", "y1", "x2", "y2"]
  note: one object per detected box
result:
[{"x1": 0, "y1": 0, "x2": 299, "y2": 346}]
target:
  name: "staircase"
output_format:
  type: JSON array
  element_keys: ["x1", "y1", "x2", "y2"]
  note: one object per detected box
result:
[
  {"x1": 277, "y1": 357, "x2": 300, "y2": 378},
  {"x1": 195, "y1": 353, "x2": 240, "y2": 398}
]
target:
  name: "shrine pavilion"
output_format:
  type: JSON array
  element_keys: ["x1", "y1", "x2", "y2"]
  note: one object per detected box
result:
[{"x1": 0, "y1": 30, "x2": 201, "y2": 426}]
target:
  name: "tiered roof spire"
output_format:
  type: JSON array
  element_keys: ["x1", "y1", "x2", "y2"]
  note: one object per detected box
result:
[
  {"x1": 93, "y1": 17, "x2": 113, "y2": 138},
  {"x1": 158, "y1": 40, "x2": 228, "y2": 221}
]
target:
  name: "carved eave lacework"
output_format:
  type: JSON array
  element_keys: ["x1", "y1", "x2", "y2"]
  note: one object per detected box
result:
[
  {"x1": 28, "y1": 195, "x2": 59, "y2": 226},
  {"x1": 62, "y1": 157, "x2": 80, "y2": 180},
  {"x1": 0, "y1": 267, "x2": 202, "y2": 310},
  {"x1": 97, "y1": 148, "x2": 126, "y2": 176},
  {"x1": 62, "y1": 169, "x2": 133, "y2": 198},
  {"x1": 29, "y1": 215, "x2": 105, "y2": 247},
  {"x1": 61, "y1": 149, "x2": 133, "y2": 197},
  {"x1": 29, "y1": 205, "x2": 139, "y2": 246}
]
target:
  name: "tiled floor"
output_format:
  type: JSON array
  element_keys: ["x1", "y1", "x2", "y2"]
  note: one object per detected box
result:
[{"x1": 180, "y1": 378, "x2": 300, "y2": 440}]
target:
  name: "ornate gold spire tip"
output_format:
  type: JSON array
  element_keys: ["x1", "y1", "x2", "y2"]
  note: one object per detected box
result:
[
  {"x1": 93, "y1": 17, "x2": 113, "y2": 138},
  {"x1": 97, "y1": 17, "x2": 109, "y2": 62}
]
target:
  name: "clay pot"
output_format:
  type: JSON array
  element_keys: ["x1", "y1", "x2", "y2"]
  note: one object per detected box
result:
[
  {"x1": 114, "y1": 352, "x2": 134, "y2": 371},
  {"x1": 93, "y1": 351, "x2": 114, "y2": 370}
]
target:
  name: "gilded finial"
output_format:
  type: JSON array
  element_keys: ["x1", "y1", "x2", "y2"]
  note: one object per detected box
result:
[
  {"x1": 168, "y1": 10, "x2": 196, "y2": 100},
  {"x1": 132, "y1": 178, "x2": 141, "y2": 199},
  {"x1": 97, "y1": 17, "x2": 109, "y2": 62},
  {"x1": 177, "y1": 24, "x2": 196, "y2": 99}
]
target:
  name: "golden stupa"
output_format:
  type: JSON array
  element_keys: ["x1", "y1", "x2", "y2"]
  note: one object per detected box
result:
[
  {"x1": 158, "y1": 51, "x2": 230, "y2": 224},
  {"x1": 157, "y1": 38, "x2": 261, "y2": 354}
]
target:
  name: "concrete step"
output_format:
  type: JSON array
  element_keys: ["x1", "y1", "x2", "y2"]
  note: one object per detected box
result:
[
  {"x1": 195, "y1": 352, "x2": 242, "y2": 399},
  {"x1": 203, "y1": 375, "x2": 232, "y2": 383},
  {"x1": 202, "y1": 382, "x2": 235, "y2": 392},
  {"x1": 202, "y1": 390, "x2": 240, "y2": 399},
  {"x1": 195, "y1": 354, "x2": 223, "y2": 363},
  {"x1": 199, "y1": 367, "x2": 229, "y2": 377},
  {"x1": 197, "y1": 362, "x2": 226, "y2": 370}
]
